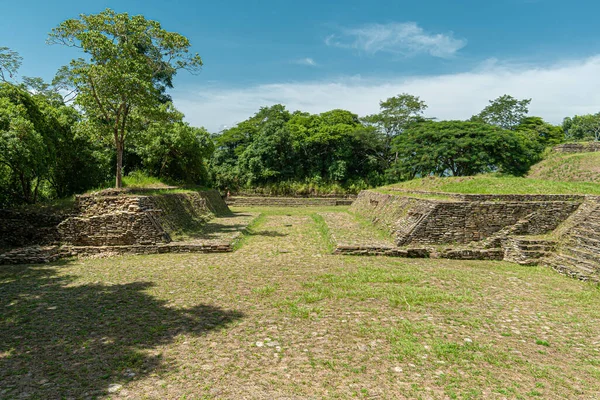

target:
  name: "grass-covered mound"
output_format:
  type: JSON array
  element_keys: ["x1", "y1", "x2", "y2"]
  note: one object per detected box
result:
[
  {"x1": 528, "y1": 151, "x2": 600, "y2": 183},
  {"x1": 378, "y1": 175, "x2": 600, "y2": 195}
]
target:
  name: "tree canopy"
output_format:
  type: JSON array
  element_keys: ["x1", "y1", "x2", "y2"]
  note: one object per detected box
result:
[
  {"x1": 389, "y1": 120, "x2": 539, "y2": 180},
  {"x1": 474, "y1": 94, "x2": 531, "y2": 130},
  {"x1": 563, "y1": 114, "x2": 600, "y2": 142},
  {"x1": 48, "y1": 8, "x2": 203, "y2": 188}
]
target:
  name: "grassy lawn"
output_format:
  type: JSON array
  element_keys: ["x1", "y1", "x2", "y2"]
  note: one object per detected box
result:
[
  {"x1": 1, "y1": 206, "x2": 599, "y2": 399},
  {"x1": 379, "y1": 175, "x2": 600, "y2": 195}
]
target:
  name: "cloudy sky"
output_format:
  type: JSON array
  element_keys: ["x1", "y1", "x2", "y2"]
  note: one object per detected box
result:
[{"x1": 3, "y1": 0, "x2": 600, "y2": 132}]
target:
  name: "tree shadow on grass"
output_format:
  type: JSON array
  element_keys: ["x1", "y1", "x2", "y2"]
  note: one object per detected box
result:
[
  {"x1": 247, "y1": 230, "x2": 287, "y2": 237},
  {"x1": 0, "y1": 262, "x2": 243, "y2": 399},
  {"x1": 170, "y1": 213, "x2": 255, "y2": 241}
]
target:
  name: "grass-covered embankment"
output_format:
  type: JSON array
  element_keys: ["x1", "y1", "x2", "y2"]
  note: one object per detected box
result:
[
  {"x1": 528, "y1": 151, "x2": 600, "y2": 183},
  {"x1": 378, "y1": 175, "x2": 600, "y2": 195}
]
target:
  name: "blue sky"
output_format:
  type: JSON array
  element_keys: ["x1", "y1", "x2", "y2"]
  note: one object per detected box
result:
[{"x1": 3, "y1": 0, "x2": 600, "y2": 131}]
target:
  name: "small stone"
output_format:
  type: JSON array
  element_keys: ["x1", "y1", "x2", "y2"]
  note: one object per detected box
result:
[
  {"x1": 392, "y1": 366, "x2": 403, "y2": 373},
  {"x1": 464, "y1": 338, "x2": 473, "y2": 343},
  {"x1": 255, "y1": 341, "x2": 264, "y2": 347},
  {"x1": 107, "y1": 384, "x2": 122, "y2": 393}
]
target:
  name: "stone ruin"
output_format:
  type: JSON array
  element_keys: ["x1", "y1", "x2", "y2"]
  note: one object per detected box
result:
[
  {"x1": 348, "y1": 190, "x2": 600, "y2": 282},
  {"x1": 553, "y1": 142, "x2": 600, "y2": 153},
  {"x1": 0, "y1": 189, "x2": 233, "y2": 265}
]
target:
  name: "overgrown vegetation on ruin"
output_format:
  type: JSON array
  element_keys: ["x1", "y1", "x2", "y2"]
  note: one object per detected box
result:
[{"x1": 379, "y1": 175, "x2": 600, "y2": 195}]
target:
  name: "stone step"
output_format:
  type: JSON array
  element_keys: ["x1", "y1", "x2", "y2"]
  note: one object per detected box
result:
[
  {"x1": 570, "y1": 234, "x2": 600, "y2": 249},
  {"x1": 562, "y1": 246, "x2": 600, "y2": 264},
  {"x1": 565, "y1": 238, "x2": 600, "y2": 256},
  {"x1": 512, "y1": 237, "x2": 557, "y2": 245},
  {"x1": 519, "y1": 250, "x2": 551, "y2": 259},
  {"x1": 515, "y1": 243, "x2": 556, "y2": 251},
  {"x1": 544, "y1": 255, "x2": 599, "y2": 281},
  {"x1": 574, "y1": 222, "x2": 600, "y2": 233},
  {"x1": 548, "y1": 254, "x2": 598, "y2": 274}
]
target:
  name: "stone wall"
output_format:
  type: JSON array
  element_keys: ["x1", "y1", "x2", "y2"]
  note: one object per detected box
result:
[
  {"x1": 226, "y1": 196, "x2": 353, "y2": 207},
  {"x1": 351, "y1": 190, "x2": 582, "y2": 246},
  {"x1": 553, "y1": 142, "x2": 600, "y2": 153},
  {"x1": 58, "y1": 190, "x2": 228, "y2": 247},
  {"x1": 0, "y1": 210, "x2": 67, "y2": 248}
]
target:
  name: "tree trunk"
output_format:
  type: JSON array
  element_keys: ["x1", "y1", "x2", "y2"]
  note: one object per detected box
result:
[{"x1": 116, "y1": 141, "x2": 123, "y2": 188}]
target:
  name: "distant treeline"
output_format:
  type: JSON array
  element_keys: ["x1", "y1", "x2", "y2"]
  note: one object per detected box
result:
[{"x1": 2, "y1": 9, "x2": 600, "y2": 207}]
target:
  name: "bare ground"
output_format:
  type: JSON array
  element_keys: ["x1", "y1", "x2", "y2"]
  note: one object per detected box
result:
[{"x1": 1, "y1": 206, "x2": 599, "y2": 399}]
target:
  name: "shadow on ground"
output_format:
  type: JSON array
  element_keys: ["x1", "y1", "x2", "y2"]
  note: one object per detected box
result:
[
  {"x1": 173, "y1": 213, "x2": 252, "y2": 241},
  {"x1": 247, "y1": 229, "x2": 287, "y2": 237},
  {"x1": 0, "y1": 262, "x2": 243, "y2": 399}
]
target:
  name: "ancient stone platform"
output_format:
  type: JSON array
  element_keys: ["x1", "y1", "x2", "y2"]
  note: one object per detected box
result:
[
  {"x1": 0, "y1": 212, "x2": 258, "y2": 264},
  {"x1": 0, "y1": 189, "x2": 259, "y2": 265},
  {"x1": 340, "y1": 190, "x2": 600, "y2": 281}
]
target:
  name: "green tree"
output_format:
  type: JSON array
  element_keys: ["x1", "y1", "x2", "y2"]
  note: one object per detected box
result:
[
  {"x1": 362, "y1": 93, "x2": 428, "y2": 166},
  {"x1": 0, "y1": 83, "x2": 53, "y2": 203},
  {"x1": 136, "y1": 122, "x2": 214, "y2": 184},
  {"x1": 563, "y1": 114, "x2": 600, "y2": 142},
  {"x1": 474, "y1": 94, "x2": 531, "y2": 130},
  {"x1": 48, "y1": 9, "x2": 203, "y2": 188},
  {"x1": 515, "y1": 116, "x2": 563, "y2": 148},
  {"x1": 238, "y1": 119, "x2": 296, "y2": 185},
  {"x1": 0, "y1": 47, "x2": 22, "y2": 83},
  {"x1": 390, "y1": 120, "x2": 538, "y2": 181},
  {"x1": 212, "y1": 105, "x2": 291, "y2": 189}
]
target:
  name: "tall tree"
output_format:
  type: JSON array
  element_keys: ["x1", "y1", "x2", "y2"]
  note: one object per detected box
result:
[
  {"x1": 362, "y1": 93, "x2": 428, "y2": 167},
  {"x1": 48, "y1": 9, "x2": 202, "y2": 188},
  {"x1": 0, "y1": 83, "x2": 53, "y2": 203},
  {"x1": 0, "y1": 47, "x2": 22, "y2": 83},
  {"x1": 474, "y1": 94, "x2": 531, "y2": 130}
]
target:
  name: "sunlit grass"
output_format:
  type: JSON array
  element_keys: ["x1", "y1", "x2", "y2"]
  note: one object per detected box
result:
[{"x1": 379, "y1": 175, "x2": 600, "y2": 195}]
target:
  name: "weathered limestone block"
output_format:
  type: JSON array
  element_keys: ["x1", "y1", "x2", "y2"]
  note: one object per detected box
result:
[
  {"x1": 58, "y1": 211, "x2": 169, "y2": 246},
  {"x1": 0, "y1": 209, "x2": 66, "y2": 248}
]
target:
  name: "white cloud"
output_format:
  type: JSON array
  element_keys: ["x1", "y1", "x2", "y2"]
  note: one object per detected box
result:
[
  {"x1": 325, "y1": 22, "x2": 466, "y2": 58},
  {"x1": 173, "y1": 55, "x2": 600, "y2": 133},
  {"x1": 293, "y1": 57, "x2": 317, "y2": 66}
]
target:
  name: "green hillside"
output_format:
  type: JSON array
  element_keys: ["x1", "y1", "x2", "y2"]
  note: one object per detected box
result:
[
  {"x1": 528, "y1": 151, "x2": 600, "y2": 183},
  {"x1": 379, "y1": 175, "x2": 600, "y2": 195}
]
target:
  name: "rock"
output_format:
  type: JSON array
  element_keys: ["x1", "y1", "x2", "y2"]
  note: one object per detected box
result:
[{"x1": 107, "y1": 384, "x2": 122, "y2": 393}]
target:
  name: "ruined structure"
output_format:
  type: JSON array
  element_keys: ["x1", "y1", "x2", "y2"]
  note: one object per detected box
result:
[
  {"x1": 553, "y1": 142, "x2": 600, "y2": 153},
  {"x1": 349, "y1": 190, "x2": 600, "y2": 281},
  {"x1": 0, "y1": 189, "x2": 252, "y2": 265}
]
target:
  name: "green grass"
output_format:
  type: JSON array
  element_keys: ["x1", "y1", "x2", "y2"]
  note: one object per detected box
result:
[
  {"x1": 2, "y1": 205, "x2": 600, "y2": 399},
  {"x1": 528, "y1": 151, "x2": 600, "y2": 183},
  {"x1": 378, "y1": 175, "x2": 600, "y2": 195},
  {"x1": 310, "y1": 213, "x2": 336, "y2": 253}
]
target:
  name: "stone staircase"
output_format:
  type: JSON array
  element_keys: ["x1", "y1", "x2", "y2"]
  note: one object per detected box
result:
[
  {"x1": 502, "y1": 237, "x2": 557, "y2": 265},
  {"x1": 542, "y1": 198, "x2": 600, "y2": 282}
]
